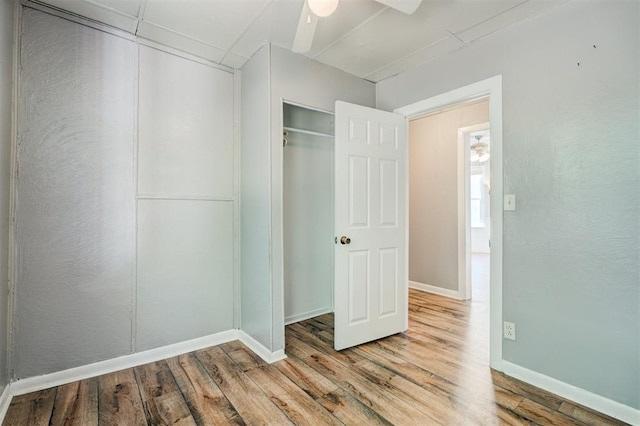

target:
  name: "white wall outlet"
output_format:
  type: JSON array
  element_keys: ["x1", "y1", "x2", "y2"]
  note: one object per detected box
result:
[
  {"x1": 504, "y1": 194, "x2": 516, "y2": 211},
  {"x1": 503, "y1": 321, "x2": 516, "y2": 340}
]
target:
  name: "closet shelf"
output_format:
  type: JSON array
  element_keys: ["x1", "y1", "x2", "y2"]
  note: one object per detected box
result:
[{"x1": 283, "y1": 126, "x2": 333, "y2": 138}]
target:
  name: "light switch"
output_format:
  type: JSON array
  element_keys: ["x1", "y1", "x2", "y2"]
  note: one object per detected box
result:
[{"x1": 504, "y1": 194, "x2": 516, "y2": 211}]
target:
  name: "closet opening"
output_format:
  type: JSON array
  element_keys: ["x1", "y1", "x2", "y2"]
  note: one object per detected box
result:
[{"x1": 282, "y1": 101, "x2": 335, "y2": 333}]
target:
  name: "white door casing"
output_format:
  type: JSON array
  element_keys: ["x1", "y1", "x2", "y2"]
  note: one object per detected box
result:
[{"x1": 334, "y1": 101, "x2": 408, "y2": 351}]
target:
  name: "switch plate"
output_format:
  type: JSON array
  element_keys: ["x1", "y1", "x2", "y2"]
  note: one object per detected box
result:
[{"x1": 504, "y1": 194, "x2": 516, "y2": 211}]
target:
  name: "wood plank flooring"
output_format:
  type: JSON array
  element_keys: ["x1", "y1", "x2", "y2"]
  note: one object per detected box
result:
[{"x1": 3, "y1": 289, "x2": 628, "y2": 425}]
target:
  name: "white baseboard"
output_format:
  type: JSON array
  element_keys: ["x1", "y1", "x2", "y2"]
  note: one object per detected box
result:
[
  {"x1": 0, "y1": 384, "x2": 12, "y2": 421},
  {"x1": 409, "y1": 280, "x2": 464, "y2": 300},
  {"x1": 10, "y1": 329, "x2": 239, "y2": 396},
  {"x1": 285, "y1": 306, "x2": 332, "y2": 325},
  {"x1": 502, "y1": 361, "x2": 640, "y2": 425},
  {"x1": 238, "y1": 330, "x2": 287, "y2": 364}
]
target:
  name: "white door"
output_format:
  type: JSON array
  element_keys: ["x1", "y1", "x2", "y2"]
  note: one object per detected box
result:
[{"x1": 334, "y1": 101, "x2": 408, "y2": 351}]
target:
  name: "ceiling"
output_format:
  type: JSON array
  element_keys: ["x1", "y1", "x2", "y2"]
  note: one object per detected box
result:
[{"x1": 32, "y1": 0, "x2": 567, "y2": 82}]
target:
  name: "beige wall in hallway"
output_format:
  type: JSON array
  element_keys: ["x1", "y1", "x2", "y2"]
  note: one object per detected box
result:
[{"x1": 409, "y1": 100, "x2": 489, "y2": 291}]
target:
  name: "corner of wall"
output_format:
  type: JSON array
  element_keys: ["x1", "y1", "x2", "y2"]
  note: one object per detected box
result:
[
  {"x1": 233, "y1": 66, "x2": 242, "y2": 331},
  {"x1": 2, "y1": 0, "x2": 19, "y2": 390}
]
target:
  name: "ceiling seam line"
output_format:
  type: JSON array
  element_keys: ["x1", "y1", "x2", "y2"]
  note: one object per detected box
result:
[
  {"x1": 364, "y1": 35, "x2": 454, "y2": 81},
  {"x1": 223, "y1": 0, "x2": 275, "y2": 62},
  {"x1": 311, "y1": 6, "x2": 389, "y2": 60}
]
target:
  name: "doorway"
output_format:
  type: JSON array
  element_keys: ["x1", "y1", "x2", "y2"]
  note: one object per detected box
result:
[
  {"x1": 282, "y1": 102, "x2": 335, "y2": 326},
  {"x1": 396, "y1": 75, "x2": 503, "y2": 369},
  {"x1": 467, "y1": 128, "x2": 491, "y2": 303},
  {"x1": 407, "y1": 99, "x2": 489, "y2": 300}
]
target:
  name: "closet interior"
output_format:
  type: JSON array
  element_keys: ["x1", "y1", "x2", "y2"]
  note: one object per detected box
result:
[{"x1": 283, "y1": 102, "x2": 335, "y2": 325}]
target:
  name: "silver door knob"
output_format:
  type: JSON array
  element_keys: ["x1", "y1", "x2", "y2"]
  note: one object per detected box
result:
[{"x1": 340, "y1": 236, "x2": 351, "y2": 245}]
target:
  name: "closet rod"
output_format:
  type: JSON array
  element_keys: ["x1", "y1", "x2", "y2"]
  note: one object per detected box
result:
[{"x1": 283, "y1": 126, "x2": 333, "y2": 139}]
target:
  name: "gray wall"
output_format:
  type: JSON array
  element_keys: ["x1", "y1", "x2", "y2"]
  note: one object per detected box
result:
[
  {"x1": 135, "y1": 45, "x2": 235, "y2": 351},
  {"x1": 0, "y1": 0, "x2": 14, "y2": 391},
  {"x1": 409, "y1": 101, "x2": 488, "y2": 291},
  {"x1": 15, "y1": 8, "x2": 236, "y2": 379},
  {"x1": 378, "y1": 0, "x2": 639, "y2": 409},
  {"x1": 240, "y1": 45, "x2": 272, "y2": 350}
]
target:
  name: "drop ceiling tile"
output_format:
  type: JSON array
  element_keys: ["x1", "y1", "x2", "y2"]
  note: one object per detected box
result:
[
  {"x1": 365, "y1": 35, "x2": 465, "y2": 82},
  {"x1": 142, "y1": 0, "x2": 270, "y2": 50},
  {"x1": 137, "y1": 21, "x2": 226, "y2": 63},
  {"x1": 413, "y1": 0, "x2": 525, "y2": 35},
  {"x1": 230, "y1": 0, "x2": 302, "y2": 58},
  {"x1": 315, "y1": 6, "x2": 450, "y2": 78},
  {"x1": 88, "y1": 0, "x2": 142, "y2": 17},
  {"x1": 39, "y1": 0, "x2": 139, "y2": 32},
  {"x1": 307, "y1": 0, "x2": 387, "y2": 57},
  {"x1": 457, "y1": 0, "x2": 568, "y2": 43},
  {"x1": 221, "y1": 51, "x2": 248, "y2": 69}
]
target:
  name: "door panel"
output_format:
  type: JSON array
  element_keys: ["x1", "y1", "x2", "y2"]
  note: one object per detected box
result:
[
  {"x1": 334, "y1": 101, "x2": 407, "y2": 351},
  {"x1": 349, "y1": 156, "x2": 370, "y2": 227},
  {"x1": 379, "y1": 159, "x2": 398, "y2": 226},
  {"x1": 348, "y1": 250, "x2": 370, "y2": 323},
  {"x1": 379, "y1": 247, "x2": 398, "y2": 317}
]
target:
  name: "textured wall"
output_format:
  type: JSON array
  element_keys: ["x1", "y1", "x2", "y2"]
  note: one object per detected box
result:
[
  {"x1": 16, "y1": 8, "x2": 136, "y2": 377},
  {"x1": 137, "y1": 46, "x2": 234, "y2": 199},
  {"x1": 377, "y1": 0, "x2": 639, "y2": 409},
  {"x1": 16, "y1": 8, "x2": 236, "y2": 378},
  {"x1": 136, "y1": 45, "x2": 235, "y2": 351},
  {"x1": 408, "y1": 101, "x2": 488, "y2": 291},
  {"x1": 136, "y1": 200, "x2": 234, "y2": 350},
  {"x1": 0, "y1": 0, "x2": 15, "y2": 390}
]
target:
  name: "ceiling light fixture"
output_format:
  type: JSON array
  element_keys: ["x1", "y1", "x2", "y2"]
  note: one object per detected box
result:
[
  {"x1": 470, "y1": 135, "x2": 490, "y2": 163},
  {"x1": 308, "y1": 0, "x2": 339, "y2": 17}
]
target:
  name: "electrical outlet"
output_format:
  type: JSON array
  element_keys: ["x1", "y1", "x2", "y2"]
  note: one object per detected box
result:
[{"x1": 503, "y1": 322, "x2": 516, "y2": 340}]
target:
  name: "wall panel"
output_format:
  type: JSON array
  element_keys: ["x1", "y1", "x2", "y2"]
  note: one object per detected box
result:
[
  {"x1": 136, "y1": 200, "x2": 233, "y2": 350},
  {"x1": 138, "y1": 45, "x2": 234, "y2": 199},
  {"x1": 136, "y1": 41, "x2": 235, "y2": 352},
  {"x1": 16, "y1": 8, "x2": 136, "y2": 378}
]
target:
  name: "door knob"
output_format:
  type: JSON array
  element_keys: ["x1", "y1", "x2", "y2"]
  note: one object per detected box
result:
[{"x1": 340, "y1": 236, "x2": 351, "y2": 245}]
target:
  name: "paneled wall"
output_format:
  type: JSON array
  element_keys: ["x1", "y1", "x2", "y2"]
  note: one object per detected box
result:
[
  {"x1": 15, "y1": 8, "x2": 235, "y2": 379},
  {"x1": 136, "y1": 46, "x2": 234, "y2": 351}
]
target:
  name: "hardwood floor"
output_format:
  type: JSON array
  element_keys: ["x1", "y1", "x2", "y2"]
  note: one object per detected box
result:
[{"x1": 3, "y1": 289, "x2": 628, "y2": 425}]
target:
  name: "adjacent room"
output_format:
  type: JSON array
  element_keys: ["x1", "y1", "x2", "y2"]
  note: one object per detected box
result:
[{"x1": 0, "y1": 0, "x2": 637, "y2": 424}]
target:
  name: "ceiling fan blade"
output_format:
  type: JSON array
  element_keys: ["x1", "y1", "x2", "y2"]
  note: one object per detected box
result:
[
  {"x1": 292, "y1": 0, "x2": 318, "y2": 53},
  {"x1": 374, "y1": 0, "x2": 423, "y2": 14}
]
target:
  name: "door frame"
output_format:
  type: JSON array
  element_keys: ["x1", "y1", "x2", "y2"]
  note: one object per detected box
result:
[
  {"x1": 459, "y1": 122, "x2": 490, "y2": 301},
  {"x1": 395, "y1": 75, "x2": 503, "y2": 370}
]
